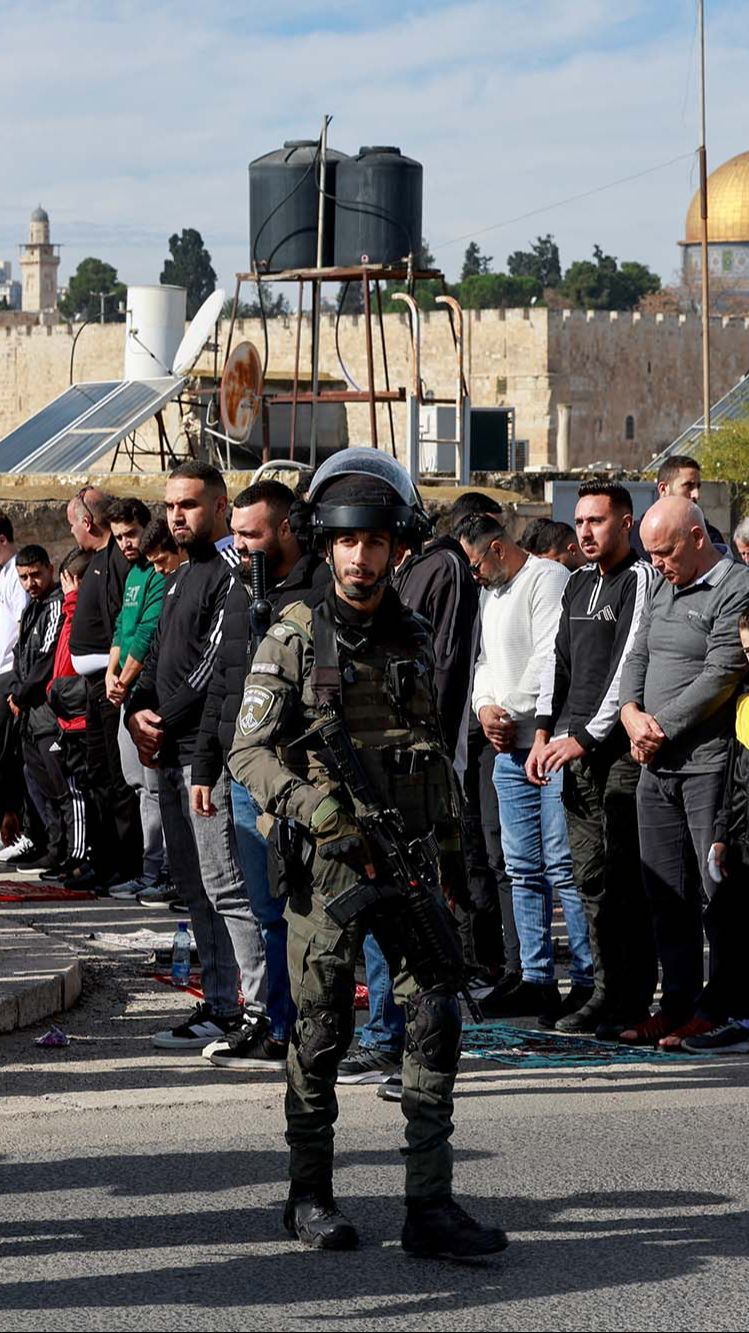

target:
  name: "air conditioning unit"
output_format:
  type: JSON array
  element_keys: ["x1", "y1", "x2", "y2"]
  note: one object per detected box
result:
[{"x1": 419, "y1": 405, "x2": 458, "y2": 473}]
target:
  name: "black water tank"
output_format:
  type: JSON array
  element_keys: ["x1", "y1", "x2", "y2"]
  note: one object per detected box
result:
[
  {"x1": 334, "y1": 146, "x2": 423, "y2": 267},
  {"x1": 249, "y1": 140, "x2": 347, "y2": 271}
]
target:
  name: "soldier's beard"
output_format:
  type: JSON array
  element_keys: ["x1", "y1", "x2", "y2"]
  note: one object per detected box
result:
[{"x1": 330, "y1": 554, "x2": 391, "y2": 603}]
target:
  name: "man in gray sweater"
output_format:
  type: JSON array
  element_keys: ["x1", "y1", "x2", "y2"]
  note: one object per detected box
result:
[{"x1": 619, "y1": 496, "x2": 749, "y2": 1047}]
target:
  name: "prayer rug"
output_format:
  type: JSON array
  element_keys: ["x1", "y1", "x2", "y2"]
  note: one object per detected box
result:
[
  {"x1": 0, "y1": 880, "x2": 95, "y2": 902},
  {"x1": 461, "y1": 1021, "x2": 702, "y2": 1068},
  {"x1": 150, "y1": 971, "x2": 370, "y2": 1010}
]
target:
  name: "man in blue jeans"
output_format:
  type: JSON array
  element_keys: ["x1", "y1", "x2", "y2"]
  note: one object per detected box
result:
[{"x1": 458, "y1": 513, "x2": 593, "y2": 1026}]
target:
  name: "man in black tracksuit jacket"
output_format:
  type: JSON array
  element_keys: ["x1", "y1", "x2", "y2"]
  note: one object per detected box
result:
[
  {"x1": 8, "y1": 546, "x2": 65, "y2": 869},
  {"x1": 527, "y1": 481, "x2": 659, "y2": 1035},
  {"x1": 126, "y1": 462, "x2": 268, "y2": 1053},
  {"x1": 191, "y1": 481, "x2": 329, "y2": 1068}
]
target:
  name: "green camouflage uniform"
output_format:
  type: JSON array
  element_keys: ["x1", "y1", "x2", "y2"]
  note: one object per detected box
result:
[{"x1": 229, "y1": 585, "x2": 464, "y2": 1198}]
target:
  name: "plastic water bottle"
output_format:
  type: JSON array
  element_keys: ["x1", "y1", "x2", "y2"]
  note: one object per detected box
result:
[{"x1": 171, "y1": 922, "x2": 191, "y2": 988}]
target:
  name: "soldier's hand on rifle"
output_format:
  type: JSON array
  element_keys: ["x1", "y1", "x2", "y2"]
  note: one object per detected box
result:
[{"x1": 310, "y1": 795, "x2": 370, "y2": 866}]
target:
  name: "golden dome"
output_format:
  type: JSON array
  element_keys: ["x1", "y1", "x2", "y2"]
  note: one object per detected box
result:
[{"x1": 684, "y1": 150, "x2": 749, "y2": 243}]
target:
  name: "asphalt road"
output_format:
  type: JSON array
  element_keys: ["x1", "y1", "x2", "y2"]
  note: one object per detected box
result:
[{"x1": 1, "y1": 898, "x2": 748, "y2": 1333}]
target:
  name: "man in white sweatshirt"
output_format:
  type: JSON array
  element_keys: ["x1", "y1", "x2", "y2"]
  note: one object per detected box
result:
[{"x1": 457, "y1": 513, "x2": 592, "y2": 1026}]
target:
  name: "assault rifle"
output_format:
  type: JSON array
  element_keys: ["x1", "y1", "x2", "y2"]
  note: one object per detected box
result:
[
  {"x1": 249, "y1": 549, "x2": 273, "y2": 647},
  {"x1": 291, "y1": 713, "x2": 483, "y2": 1022}
]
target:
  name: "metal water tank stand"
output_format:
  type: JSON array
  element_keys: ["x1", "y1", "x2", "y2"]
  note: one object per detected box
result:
[
  {"x1": 395, "y1": 292, "x2": 470, "y2": 485},
  {"x1": 222, "y1": 264, "x2": 466, "y2": 468}
]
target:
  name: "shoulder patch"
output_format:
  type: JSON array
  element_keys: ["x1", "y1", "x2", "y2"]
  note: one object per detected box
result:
[
  {"x1": 250, "y1": 661, "x2": 281, "y2": 676},
  {"x1": 270, "y1": 616, "x2": 312, "y2": 645},
  {"x1": 237, "y1": 684, "x2": 275, "y2": 736}
]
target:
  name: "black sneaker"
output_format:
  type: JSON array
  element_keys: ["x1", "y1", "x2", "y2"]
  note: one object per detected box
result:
[
  {"x1": 337, "y1": 1046, "x2": 401, "y2": 1084},
  {"x1": 204, "y1": 1013, "x2": 288, "y2": 1069},
  {"x1": 683, "y1": 1021, "x2": 749, "y2": 1053},
  {"x1": 151, "y1": 1002, "x2": 242, "y2": 1050},
  {"x1": 402, "y1": 1196, "x2": 509, "y2": 1259},
  {"x1": 376, "y1": 1072, "x2": 403, "y2": 1102},
  {"x1": 481, "y1": 979, "x2": 560, "y2": 1021},
  {"x1": 537, "y1": 983, "x2": 594, "y2": 1031},
  {"x1": 283, "y1": 1194, "x2": 359, "y2": 1250},
  {"x1": 555, "y1": 991, "x2": 611, "y2": 1034},
  {"x1": 12, "y1": 851, "x2": 57, "y2": 873},
  {"x1": 38, "y1": 864, "x2": 67, "y2": 883}
]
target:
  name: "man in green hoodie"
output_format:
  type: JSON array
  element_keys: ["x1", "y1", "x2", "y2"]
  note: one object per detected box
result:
[{"x1": 104, "y1": 498, "x2": 169, "y2": 899}]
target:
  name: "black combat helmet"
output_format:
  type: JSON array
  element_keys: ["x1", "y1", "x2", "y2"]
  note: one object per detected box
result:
[{"x1": 307, "y1": 447, "x2": 431, "y2": 543}]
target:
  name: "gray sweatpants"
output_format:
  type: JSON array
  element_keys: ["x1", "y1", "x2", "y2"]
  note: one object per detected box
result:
[{"x1": 158, "y1": 764, "x2": 267, "y2": 1019}]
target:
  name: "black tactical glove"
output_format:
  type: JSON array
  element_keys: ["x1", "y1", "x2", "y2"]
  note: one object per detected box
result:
[{"x1": 309, "y1": 796, "x2": 368, "y2": 863}]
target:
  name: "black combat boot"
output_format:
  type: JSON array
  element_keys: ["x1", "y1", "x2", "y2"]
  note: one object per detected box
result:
[
  {"x1": 402, "y1": 1196, "x2": 509, "y2": 1259},
  {"x1": 283, "y1": 1187, "x2": 359, "y2": 1251}
]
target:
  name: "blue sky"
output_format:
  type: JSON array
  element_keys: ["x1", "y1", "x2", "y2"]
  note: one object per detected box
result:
[{"x1": 2, "y1": 1, "x2": 747, "y2": 299}]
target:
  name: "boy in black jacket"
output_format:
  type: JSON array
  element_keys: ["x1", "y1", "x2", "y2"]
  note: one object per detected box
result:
[{"x1": 8, "y1": 546, "x2": 64, "y2": 873}]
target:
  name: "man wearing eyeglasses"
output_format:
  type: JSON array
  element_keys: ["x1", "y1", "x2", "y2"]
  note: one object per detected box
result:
[{"x1": 67, "y1": 485, "x2": 142, "y2": 889}]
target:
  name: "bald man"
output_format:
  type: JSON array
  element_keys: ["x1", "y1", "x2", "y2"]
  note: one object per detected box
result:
[{"x1": 619, "y1": 496, "x2": 749, "y2": 1046}]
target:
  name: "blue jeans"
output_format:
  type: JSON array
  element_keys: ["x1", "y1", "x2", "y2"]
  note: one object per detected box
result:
[
  {"x1": 231, "y1": 781, "x2": 294, "y2": 1041},
  {"x1": 359, "y1": 933, "x2": 405, "y2": 1055},
  {"x1": 493, "y1": 750, "x2": 592, "y2": 987}
]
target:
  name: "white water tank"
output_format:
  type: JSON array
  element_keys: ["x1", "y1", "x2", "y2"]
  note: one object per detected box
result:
[{"x1": 124, "y1": 284, "x2": 187, "y2": 380}]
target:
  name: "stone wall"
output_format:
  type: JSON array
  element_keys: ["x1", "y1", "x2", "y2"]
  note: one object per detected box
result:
[
  {"x1": 548, "y1": 309, "x2": 749, "y2": 468},
  {"x1": 1, "y1": 309, "x2": 748, "y2": 472}
]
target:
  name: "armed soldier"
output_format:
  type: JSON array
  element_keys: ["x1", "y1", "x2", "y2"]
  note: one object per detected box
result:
[{"x1": 229, "y1": 449, "x2": 508, "y2": 1260}]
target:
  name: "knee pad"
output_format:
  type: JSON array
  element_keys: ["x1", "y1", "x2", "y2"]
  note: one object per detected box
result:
[
  {"x1": 405, "y1": 988, "x2": 462, "y2": 1073},
  {"x1": 294, "y1": 1003, "x2": 354, "y2": 1077}
]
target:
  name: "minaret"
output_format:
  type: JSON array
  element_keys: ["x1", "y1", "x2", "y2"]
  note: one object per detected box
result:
[{"x1": 19, "y1": 206, "x2": 60, "y2": 312}]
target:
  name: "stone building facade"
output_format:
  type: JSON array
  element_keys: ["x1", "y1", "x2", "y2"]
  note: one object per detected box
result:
[{"x1": 1, "y1": 308, "x2": 748, "y2": 471}]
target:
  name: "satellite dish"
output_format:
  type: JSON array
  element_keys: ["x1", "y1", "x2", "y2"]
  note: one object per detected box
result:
[
  {"x1": 220, "y1": 341, "x2": 264, "y2": 443},
  {"x1": 171, "y1": 288, "x2": 226, "y2": 376}
]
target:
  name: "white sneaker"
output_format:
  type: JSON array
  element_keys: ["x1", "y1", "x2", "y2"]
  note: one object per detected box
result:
[
  {"x1": 152, "y1": 1002, "x2": 242, "y2": 1050},
  {"x1": 0, "y1": 834, "x2": 33, "y2": 863}
]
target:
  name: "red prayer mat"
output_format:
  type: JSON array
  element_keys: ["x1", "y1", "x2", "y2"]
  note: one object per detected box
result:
[
  {"x1": 150, "y1": 970, "x2": 371, "y2": 1010},
  {"x1": 0, "y1": 880, "x2": 95, "y2": 902}
]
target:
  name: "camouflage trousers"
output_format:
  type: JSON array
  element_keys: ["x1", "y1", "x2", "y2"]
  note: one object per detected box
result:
[{"x1": 284, "y1": 874, "x2": 462, "y2": 1200}]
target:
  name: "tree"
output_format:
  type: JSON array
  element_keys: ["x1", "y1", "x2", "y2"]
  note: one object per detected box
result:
[
  {"x1": 335, "y1": 282, "x2": 365, "y2": 315},
  {"x1": 560, "y1": 245, "x2": 660, "y2": 310},
  {"x1": 694, "y1": 415, "x2": 749, "y2": 519},
  {"x1": 58, "y1": 257, "x2": 126, "y2": 322},
  {"x1": 507, "y1": 234, "x2": 561, "y2": 288},
  {"x1": 160, "y1": 229, "x2": 216, "y2": 319},
  {"x1": 220, "y1": 288, "x2": 290, "y2": 320},
  {"x1": 459, "y1": 272, "x2": 541, "y2": 309},
  {"x1": 461, "y1": 242, "x2": 493, "y2": 280}
]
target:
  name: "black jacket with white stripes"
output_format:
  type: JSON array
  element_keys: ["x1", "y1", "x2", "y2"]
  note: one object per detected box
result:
[
  {"x1": 535, "y1": 552, "x2": 658, "y2": 754},
  {"x1": 9, "y1": 584, "x2": 64, "y2": 738},
  {"x1": 125, "y1": 540, "x2": 239, "y2": 767}
]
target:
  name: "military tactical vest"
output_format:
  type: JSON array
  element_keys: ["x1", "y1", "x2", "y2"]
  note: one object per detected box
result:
[{"x1": 284, "y1": 591, "x2": 457, "y2": 838}]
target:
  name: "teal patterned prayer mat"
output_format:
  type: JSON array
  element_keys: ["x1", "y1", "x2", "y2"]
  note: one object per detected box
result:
[{"x1": 461, "y1": 1022, "x2": 702, "y2": 1069}]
